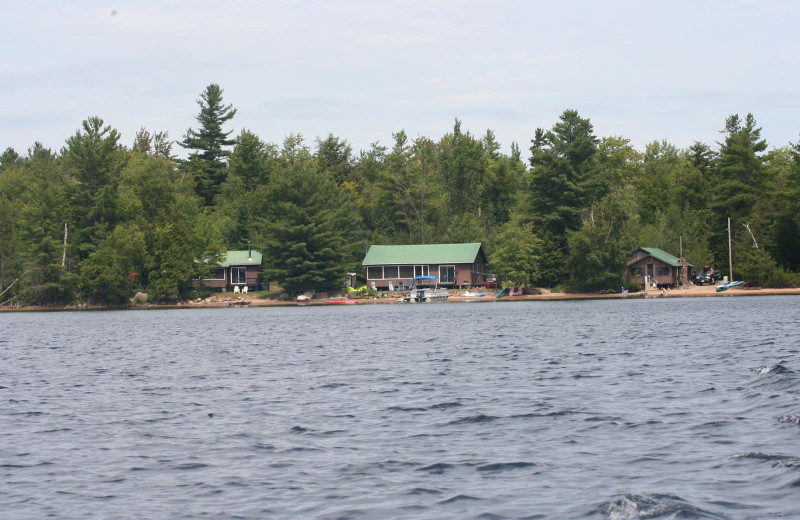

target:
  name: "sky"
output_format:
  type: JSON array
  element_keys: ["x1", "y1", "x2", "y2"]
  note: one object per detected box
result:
[{"x1": 2, "y1": 0, "x2": 799, "y2": 159}]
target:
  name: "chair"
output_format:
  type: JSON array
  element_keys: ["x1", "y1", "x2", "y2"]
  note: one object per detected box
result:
[
  {"x1": 233, "y1": 285, "x2": 240, "y2": 294},
  {"x1": 242, "y1": 286, "x2": 248, "y2": 294}
]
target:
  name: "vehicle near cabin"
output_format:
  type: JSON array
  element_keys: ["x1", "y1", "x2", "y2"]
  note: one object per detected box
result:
[
  {"x1": 483, "y1": 274, "x2": 498, "y2": 289},
  {"x1": 694, "y1": 266, "x2": 722, "y2": 285}
]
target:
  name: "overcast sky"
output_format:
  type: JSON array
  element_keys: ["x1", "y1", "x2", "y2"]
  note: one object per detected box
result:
[{"x1": 2, "y1": 0, "x2": 799, "y2": 158}]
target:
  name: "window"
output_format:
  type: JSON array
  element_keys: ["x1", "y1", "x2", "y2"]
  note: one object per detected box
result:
[
  {"x1": 367, "y1": 266, "x2": 383, "y2": 280},
  {"x1": 630, "y1": 267, "x2": 644, "y2": 277},
  {"x1": 399, "y1": 265, "x2": 414, "y2": 278},
  {"x1": 231, "y1": 267, "x2": 247, "y2": 284},
  {"x1": 656, "y1": 267, "x2": 671, "y2": 277},
  {"x1": 414, "y1": 265, "x2": 429, "y2": 277},
  {"x1": 439, "y1": 265, "x2": 455, "y2": 284},
  {"x1": 384, "y1": 265, "x2": 399, "y2": 279}
]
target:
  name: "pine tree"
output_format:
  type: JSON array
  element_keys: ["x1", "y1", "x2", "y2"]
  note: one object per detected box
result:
[{"x1": 180, "y1": 84, "x2": 237, "y2": 205}]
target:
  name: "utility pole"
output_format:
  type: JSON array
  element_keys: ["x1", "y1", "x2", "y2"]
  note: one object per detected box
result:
[{"x1": 727, "y1": 217, "x2": 733, "y2": 281}]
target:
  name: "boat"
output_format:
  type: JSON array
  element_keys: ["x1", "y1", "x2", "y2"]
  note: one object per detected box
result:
[
  {"x1": 496, "y1": 287, "x2": 509, "y2": 298},
  {"x1": 459, "y1": 291, "x2": 486, "y2": 297},
  {"x1": 329, "y1": 300, "x2": 360, "y2": 305},
  {"x1": 716, "y1": 280, "x2": 744, "y2": 292},
  {"x1": 398, "y1": 276, "x2": 449, "y2": 303}
]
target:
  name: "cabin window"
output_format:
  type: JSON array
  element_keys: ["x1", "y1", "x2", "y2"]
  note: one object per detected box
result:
[
  {"x1": 367, "y1": 266, "x2": 383, "y2": 279},
  {"x1": 399, "y1": 265, "x2": 414, "y2": 278},
  {"x1": 439, "y1": 265, "x2": 455, "y2": 284},
  {"x1": 231, "y1": 267, "x2": 247, "y2": 284},
  {"x1": 630, "y1": 267, "x2": 644, "y2": 277},
  {"x1": 656, "y1": 267, "x2": 671, "y2": 276},
  {"x1": 384, "y1": 265, "x2": 399, "y2": 279},
  {"x1": 414, "y1": 265, "x2": 429, "y2": 277}
]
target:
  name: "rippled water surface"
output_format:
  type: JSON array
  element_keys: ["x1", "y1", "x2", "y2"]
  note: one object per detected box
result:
[{"x1": 2, "y1": 296, "x2": 800, "y2": 519}]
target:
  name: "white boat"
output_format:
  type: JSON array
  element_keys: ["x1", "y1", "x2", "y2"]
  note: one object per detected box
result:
[{"x1": 398, "y1": 276, "x2": 449, "y2": 303}]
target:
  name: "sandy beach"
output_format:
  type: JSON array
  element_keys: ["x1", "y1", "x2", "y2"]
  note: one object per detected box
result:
[{"x1": 3, "y1": 283, "x2": 799, "y2": 312}]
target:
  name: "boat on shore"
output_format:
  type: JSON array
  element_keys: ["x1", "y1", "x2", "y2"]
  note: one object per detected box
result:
[
  {"x1": 716, "y1": 281, "x2": 744, "y2": 292},
  {"x1": 399, "y1": 276, "x2": 449, "y2": 303}
]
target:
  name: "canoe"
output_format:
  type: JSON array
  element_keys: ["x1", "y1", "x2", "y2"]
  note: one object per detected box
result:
[
  {"x1": 496, "y1": 287, "x2": 509, "y2": 298},
  {"x1": 329, "y1": 300, "x2": 360, "y2": 305}
]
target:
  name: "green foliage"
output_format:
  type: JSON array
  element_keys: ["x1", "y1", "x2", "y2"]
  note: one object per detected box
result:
[
  {"x1": 147, "y1": 222, "x2": 196, "y2": 302},
  {"x1": 80, "y1": 224, "x2": 146, "y2": 304},
  {"x1": 528, "y1": 109, "x2": 599, "y2": 238},
  {"x1": 439, "y1": 119, "x2": 485, "y2": 216},
  {"x1": 4, "y1": 91, "x2": 800, "y2": 307},
  {"x1": 258, "y1": 162, "x2": 364, "y2": 295},
  {"x1": 180, "y1": 84, "x2": 237, "y2": 205},
  {"x1": 489, "y1": 219, "x2": 543, "y2": 286},
  {"x1": 566, "y1": 188, "x2": 638, "y2": 291}
]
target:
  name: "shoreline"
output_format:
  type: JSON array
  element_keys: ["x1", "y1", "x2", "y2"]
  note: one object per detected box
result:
[{"x1": 2, "y1": 285, "x2": 800, "y2": 312}]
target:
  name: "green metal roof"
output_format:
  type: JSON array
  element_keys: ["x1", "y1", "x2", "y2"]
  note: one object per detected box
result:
[
  {"x1": 363, "y1": 243, "x2": 483, "y2": 265},
  {"x1": 219, "y1": 250, "x2": 262, "y2": 267},
  {"x1": 639, "y1": 247, "x2": 692, "y2": 267}
]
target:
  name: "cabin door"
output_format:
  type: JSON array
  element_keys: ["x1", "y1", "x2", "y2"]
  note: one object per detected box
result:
[
  {"x1": 647, "y1": 264, "x2": 654, "y2": 278},
  {"x1": 439, "y1": 265, "x2": 455, "y2": 285}
]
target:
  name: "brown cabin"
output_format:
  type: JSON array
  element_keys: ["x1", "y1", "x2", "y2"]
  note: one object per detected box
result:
[
  {"x1": 202, "y1": 250, "x2": 263, "y2": 291},
  {"x1": 626, "y1": 247, "x2": 693, "y2": 287},
  {"x1": 362, "y1": 243, "x2": 489, "y2": 290}
]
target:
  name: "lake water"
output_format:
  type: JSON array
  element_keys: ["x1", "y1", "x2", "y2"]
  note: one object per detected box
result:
[{"x1": 1, "y1": 296, "x2": 799, "y2": 519}]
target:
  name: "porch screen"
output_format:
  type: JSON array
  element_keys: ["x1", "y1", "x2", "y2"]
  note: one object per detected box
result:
[
  {"x1": 656, "y1": 267, "x2": 671, "y2": 276},
  {"x1": 367, "y1": 266, "x2": 382, "y2": 279},
  {"x1": 399, "y1": 265, "x2": 414, "y2": 278},
  {"x1": 383, "y1": 266, "x2": 399, "y2": 279}
]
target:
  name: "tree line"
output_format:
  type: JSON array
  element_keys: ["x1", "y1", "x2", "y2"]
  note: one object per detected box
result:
[{"x1": 1, "y1": 84, "x2": 799, "y2": 305}]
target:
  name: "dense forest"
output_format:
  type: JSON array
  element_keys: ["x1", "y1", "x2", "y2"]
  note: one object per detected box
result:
[{"x1": 1, "y1": 84, "x2": 799, "y2": 305}]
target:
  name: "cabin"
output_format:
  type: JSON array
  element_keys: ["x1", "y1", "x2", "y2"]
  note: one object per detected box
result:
[
  {"x1": 362, "y1": 243, "x2": 489, "y2": 290},
  {"x1": 626, "y1": 247, "x2": 693, "y2": 287},
  {"x1": 202, "y1": 250, "x2": 263, "y2": 292}
]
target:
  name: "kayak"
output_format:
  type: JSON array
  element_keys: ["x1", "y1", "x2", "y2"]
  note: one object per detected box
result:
[
  {"x1": 329, "y1": 300, "x2": 361, "y2": 304},
  {"x1": 716, "y1": 281, "x2": 744, "y2": 292}
]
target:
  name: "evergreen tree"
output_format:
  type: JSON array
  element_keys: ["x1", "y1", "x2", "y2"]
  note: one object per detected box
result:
[
  {"x1": 316, "y1": 133, "x2": 354, "y2": 186},
  {"x1": 180, "y1": 84, "x2": 237, "y2": 205},
  {"x1": 0, "y1": 147, "x2": 22, "y2": 173},
  {"x1": 258, "y1": 163, "x2": 363, "y2": 294},
  {"x1": 710, "y1": 114, "x2": 768, "y2": 273},
  {"x1": 528, "y1": 110, "x2": 598, "y2": 238},
  {"x1": 63, "y1": 117, "x2": 125, "y2": 258},
  {"x1": 526, "y1": 110, "x2": 598, "y2": 284},
  {"x1": 229, "y1": 129, "x2": 275, "y2": 187},
  {"x1": 439, "y1": 119, "x2": 485, "y2": 216}
]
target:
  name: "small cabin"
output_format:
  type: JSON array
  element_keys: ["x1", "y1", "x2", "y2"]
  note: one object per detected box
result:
[
  {"x1": 626, "y1": 247, "x2": 692, "y2": 287},
  {"x1": 202, "y1": 250, "x2": 263, "y2": 292},
  {"x1": 362, "y1": 243, "x2": 488, "y2": 290}
]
